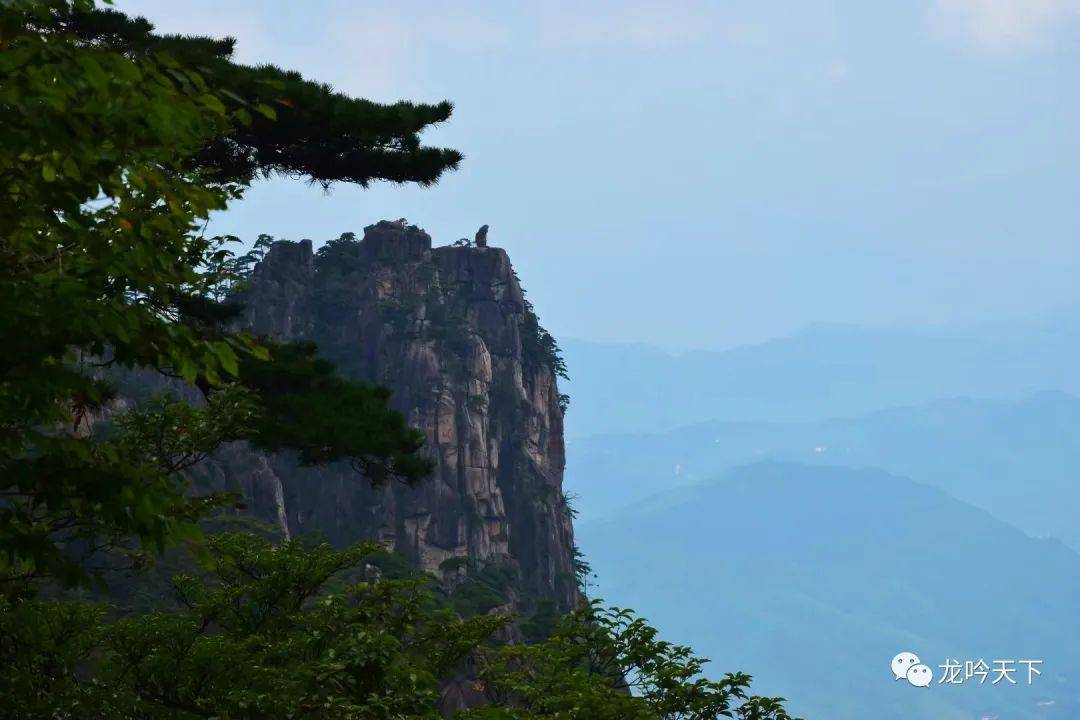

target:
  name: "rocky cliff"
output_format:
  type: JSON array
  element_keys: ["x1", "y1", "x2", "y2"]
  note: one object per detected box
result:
[{"x1": 218, "y1": 220, "x2": 578, "y2": 615}]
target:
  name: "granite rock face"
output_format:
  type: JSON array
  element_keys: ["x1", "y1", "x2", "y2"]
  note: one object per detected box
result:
[{"x1": 227, "y1": 221, "x2": 578, "y2": 612}]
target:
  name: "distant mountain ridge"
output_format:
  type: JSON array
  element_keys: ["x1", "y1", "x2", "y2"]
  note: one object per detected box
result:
[
  {"x1": 577, "y1": 461, "x2": 1080, "y2": 720},
  {"x1": 560, "y1": 323, "x2": 1080, "y2": 437},
  {"x1": 566, "y1": 390, "x2": 1080, "y2": 550},
  {"x1": 563, "y1": 321, "x2": 1080, "y2": 719}
]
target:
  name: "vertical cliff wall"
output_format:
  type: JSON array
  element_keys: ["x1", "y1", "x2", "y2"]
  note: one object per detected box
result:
[{"x1": 224, "y1": 221, "x2": 577, "y2": 612}]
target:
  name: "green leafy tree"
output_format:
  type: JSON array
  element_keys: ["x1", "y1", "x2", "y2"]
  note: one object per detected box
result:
[
  {"x1": 0, "y1": 0, "x2": 443, "y2": 587},
  {"x1": 3, "y1": 0, "x2": 244, "y2": 586},
  {"x1": 0, "y1": 533, "x2": 505, "y2": 719},
  {"x1": 463, "y1": 600, "x2": 798, "y2": 720},
  {"x1": 0, "y1": 539, "x2": 795, "y2": 720}
]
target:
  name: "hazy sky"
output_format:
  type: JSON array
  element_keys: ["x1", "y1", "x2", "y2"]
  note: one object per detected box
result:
[{"x1": 119, "y1": 0, "x2": 1080, "y2": 350}]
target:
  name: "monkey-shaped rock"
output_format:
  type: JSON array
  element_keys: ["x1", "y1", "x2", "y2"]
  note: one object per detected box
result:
[{"x1": 475, "y1": 224, "x2": 489, "y2": 248}]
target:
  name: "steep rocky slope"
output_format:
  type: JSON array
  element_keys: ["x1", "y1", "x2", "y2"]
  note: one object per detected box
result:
[{"x1": 215, "y1": 220, "x2": 577, "y2": 615}]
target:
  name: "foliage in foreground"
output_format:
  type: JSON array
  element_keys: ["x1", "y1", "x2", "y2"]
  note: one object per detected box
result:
[
  {"x1": 0, "y1": 0, "x2": 439, "y2": 587},
  {"x1": 0, "y1": 534, "x2": 499, "y2": 719},
  {"x1": 26, "y1": 0, "x2": 464, "y2": 187},
  {"x1": 464, "y1": 602, "x2": 796, "y2": 720},
  {"x1": 0, "y1": 534, "x2": 796, "y2": 720}
]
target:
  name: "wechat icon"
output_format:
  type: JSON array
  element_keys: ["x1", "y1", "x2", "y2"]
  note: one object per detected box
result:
[{"x1": 892, "y1": 652, "x2": 933, "y2": 688}]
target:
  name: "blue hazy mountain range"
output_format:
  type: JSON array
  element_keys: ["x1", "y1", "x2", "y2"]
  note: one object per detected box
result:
[
  {"x1": 565, "y1": 321, "x2": 1080, "y2": 718},
  {"x1": 560, "y1": 322, "x2": 1080, "y2": 438},
  {"x1": 576, "y1": 462, "x2": 1080, "y2": 720},
  {"x1": 565, "y1": 391, "x2": 1080, "y2": 551}
]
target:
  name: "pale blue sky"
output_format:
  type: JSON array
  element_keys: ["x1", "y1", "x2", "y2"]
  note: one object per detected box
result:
[{"x1": 120, "y1": 0, "x2": 1080, "y2": 350}]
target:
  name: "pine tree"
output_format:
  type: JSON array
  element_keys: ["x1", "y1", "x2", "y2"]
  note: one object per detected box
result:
[{"x1": 32, "y1": 3, "x2": 463, "y2": 188}]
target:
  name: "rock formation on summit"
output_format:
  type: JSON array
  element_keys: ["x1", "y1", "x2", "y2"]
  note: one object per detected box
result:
[{"x1": 216, "y1": 220, "x2": 578, "y2": 614}]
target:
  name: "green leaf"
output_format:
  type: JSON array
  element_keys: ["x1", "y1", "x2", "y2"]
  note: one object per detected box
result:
[
  {"x1": 199, "y1": 93, "x2": 227, "y2": 115},
  {"x1": 254, "y1": 103, "x2": 278, "y2": 120},
  {"x1": 61, "y1": 156, "x2": 81, "y2": 180},
  {"x1": 215, "y1": 343, "x2": 239, "y2": 377}
]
